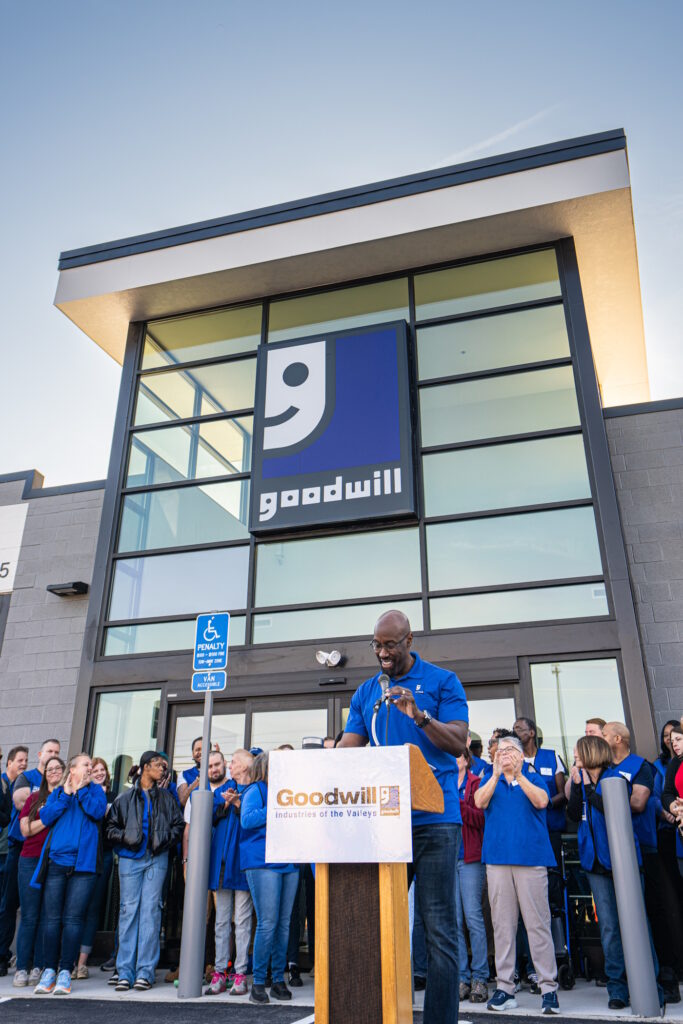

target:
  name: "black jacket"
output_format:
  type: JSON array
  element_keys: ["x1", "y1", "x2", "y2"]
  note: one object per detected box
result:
[
  {"x1": 106, "y1": 781, "x2": 184, "y2": 855},
  {"x1": 0, "y1": 776, "x2": 11, "y2": 829}
]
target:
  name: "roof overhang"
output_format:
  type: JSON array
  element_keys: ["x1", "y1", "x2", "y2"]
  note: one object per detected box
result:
[{"x1": 54, "y1": 129, "x2": 649, "y2": 406}]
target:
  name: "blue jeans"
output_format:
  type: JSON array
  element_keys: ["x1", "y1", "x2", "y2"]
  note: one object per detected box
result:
[
  {"x1": 17, "y1": 856, "x2": 44, "y2": 971},
  {"x1": 412, "y1": 881, "x2": 428, "y2": 977},
  {"x1": 588, "y1": 871, "x2": 661, "y2": 1005},
  {"x1": 246, "y1": 868, "x2": 299, "y2": 985},
  {"x1": 117, "y1": 850, "x2": 168, "y2": 984},
  {"x1": 455, "y1": 859, "x2": 488, "y2": 983},
  {"x1": 0, "y1": 842, "x2": 20, "y2": 962},
  {"x1": 409, "y1": 824, "x2": 461, "y2": 1024},
  {"x1": 42, "y1": 862, "x2": 96, "y2": 972},
  {"x1": 80, "y1": 848, "x2": 114, "y2": 953}
]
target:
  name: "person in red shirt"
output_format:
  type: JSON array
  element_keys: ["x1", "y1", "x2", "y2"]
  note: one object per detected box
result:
[{"x1": 14, "y1": 757, "x2": 65, "y2": 987}]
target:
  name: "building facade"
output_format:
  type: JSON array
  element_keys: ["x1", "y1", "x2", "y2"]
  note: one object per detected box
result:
[{"x1": 3, "y1": 129, "x2": 682, "y2": 784}]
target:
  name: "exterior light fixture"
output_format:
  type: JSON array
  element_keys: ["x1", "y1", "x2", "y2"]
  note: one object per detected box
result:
[
  {"x1": 46, "y1": 581, "x2": 89, "y2": 597},
  {"x1": 315, "y1": 649, "x2": 344, "y2": 668}
]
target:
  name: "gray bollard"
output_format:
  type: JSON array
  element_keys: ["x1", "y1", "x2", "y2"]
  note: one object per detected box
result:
[
  {"x1": 177, "y1": 788, "x2": 214, "y2": 998},
  {"x1": 601, "y1": 775, "x2": 661, "y2": 1018}
]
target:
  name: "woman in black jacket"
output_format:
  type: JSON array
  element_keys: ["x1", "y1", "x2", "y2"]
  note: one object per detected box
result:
[{"x1": 105, "y1": 751, "x2": 184, "y2": 992}]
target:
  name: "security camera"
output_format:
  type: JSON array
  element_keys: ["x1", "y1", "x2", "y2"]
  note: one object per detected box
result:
[{"x1": 315, "y1": 650, "x2": 344, "y2": 668}]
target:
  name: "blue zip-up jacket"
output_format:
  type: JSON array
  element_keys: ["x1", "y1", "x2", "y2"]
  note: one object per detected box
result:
[
  {"x1": 239, "y1": 781, "x2": 295, "y2": 874},
  {"x1": 30, "y1": 782, "x2": 107, "y2": 888},
  {"x1": 576, "y1": 766, "x2": 642, "y2": 873},
  {"x1": 209, "y1": 780, "x2": 248, "y2": 891},
  {"x1": 653, "y1": 758, "x2": 672, "y2": 831}
]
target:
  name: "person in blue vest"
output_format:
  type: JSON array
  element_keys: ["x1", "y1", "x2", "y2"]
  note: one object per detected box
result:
[
  {"x1": 602, "y1": 720, "x2": 678, "y2": 1003},
  {"x1": 475, "y1": 732, "x2": 560, "y2": 1015},
  {"x1": 513, "y1": 718, "x2": 566, "y2": 915},
  {"x1": 653, "y1": 721, "x2": 683, "y2": 982},
  {"x1": 0, "y1": 739, "x2": 59, "y2": 977},
  {"x1": 177, "y1": 736, "x2": 203, "y2": 808},
  {"x1": 30, "y1": 753, "x2": 107, "y2": 996},
  {"x1": 240, "y1": 752, "x2": 299, "y2": 1005},
  {"x1": 339, "y1": 609, "x2": 469, "y2": 1024},
  {"x1": 206, "y1": 748, "x2": 254, "y2": 997},
  {"x1": 566, "y1": 734, "x2": 662, "y2": 1009}
]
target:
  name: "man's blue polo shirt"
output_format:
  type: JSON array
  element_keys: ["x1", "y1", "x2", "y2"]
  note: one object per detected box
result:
[
  {"x1": 345, "y1": 652, "x2": 468, "y2": 827},
  {"x1": 481, "y1": 763, "x2": 555, "y2": 867}
]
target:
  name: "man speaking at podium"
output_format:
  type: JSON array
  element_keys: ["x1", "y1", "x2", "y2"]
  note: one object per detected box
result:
[{"x1": 339, "y1": 610, "x2": 468, "y2": 1024}]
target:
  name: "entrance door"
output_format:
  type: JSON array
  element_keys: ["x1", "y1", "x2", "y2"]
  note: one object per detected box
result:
[
  {"x1": 466, "y1": 683, "x2": 519, "y2": 758},
  {"x1": 167, "y1": 695, "x2": 335, "y2": 775}
]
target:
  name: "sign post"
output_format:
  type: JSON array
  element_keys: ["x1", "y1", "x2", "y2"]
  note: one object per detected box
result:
[{"x1": 177, "y1": 612, "x2": 229, "y2": 1000}]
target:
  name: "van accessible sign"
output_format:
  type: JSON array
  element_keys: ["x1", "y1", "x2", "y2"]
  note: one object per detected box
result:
[
  {"x1": 249, "y1": 321, "x2": 416, "y2": 533},
  {"x1": 265, "y1": 747, "x2": 412, "y2": 863},
  {"x1": 192, "y1": 613, "x2": 229, "y2": 692}
]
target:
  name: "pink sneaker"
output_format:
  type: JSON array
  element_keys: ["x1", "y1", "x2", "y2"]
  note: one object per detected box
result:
[
  {"x1": 230, "y1": 973, "x2": 248, "y2": 996},
  {"x1": 206, "y1": 970, "x2": 228, "y2": 995}
]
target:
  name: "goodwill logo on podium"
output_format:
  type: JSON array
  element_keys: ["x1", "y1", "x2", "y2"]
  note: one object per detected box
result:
[{"x1": 265, "y1": 747, "x2": 412, "y2": 863}]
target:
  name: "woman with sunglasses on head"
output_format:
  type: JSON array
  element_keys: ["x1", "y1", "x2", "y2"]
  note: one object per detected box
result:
[
  {"x1": 13, "y1": 756, "x2": 65, "y2": 988},
  {"x1": 31, "y1": 753, "x2": 107, "y2": 996},
  {"x1": 72, "y1": 758, "x2": 115, "y2": 981},
  {"x1": 105, "y1": 751, "x2": 184, "y2": 992}
]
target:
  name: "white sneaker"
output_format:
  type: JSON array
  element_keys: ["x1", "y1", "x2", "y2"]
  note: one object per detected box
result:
[
  {"x1": 53, "y1": 969, "x2": 72, "y2": 995},
  {"x1": 29, "y1": 967, "x2": 42, "y2": 986},
  {"x1": 13, "y1": 969, "x2": 29, "y2": 987}
]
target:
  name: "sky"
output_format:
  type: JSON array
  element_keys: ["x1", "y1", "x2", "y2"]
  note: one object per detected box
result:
[{"x1": 1, "y1": 1, "x2": 682, "y2": 486}]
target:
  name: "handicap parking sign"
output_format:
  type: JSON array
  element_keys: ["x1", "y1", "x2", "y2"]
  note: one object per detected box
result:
[
  {"x1": 193, "y1": 612, "x2": 230, "y2": 671},
  {"x1": 191, "y1": 670, "x2": 227, "y2": 693}
]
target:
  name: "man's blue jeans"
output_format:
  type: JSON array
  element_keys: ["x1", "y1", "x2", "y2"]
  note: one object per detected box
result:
[
  {"x1": 117, "y1": 850, "x2": 168, "y2": 984},
  {"x1": 0, "y1": 842, "x2": 21, "y2": 962},
  {"x1": 409, "y1": 824, "x2": 461, "y2": 1024},
  {"x1": 246, "y1": 868, "x2": 299, "y2": 986},
  {"x1": 80, "y1": 848, "x2": 114, "y2": 953},
  {"x1": 17, "y1": 856, "x2": 44, "y2": 971},
  {"x1": 455, "y1": 859, "x2": 488, "y2": 984},
  {"x1": 42, "y1": 863, "x2": 96, "y2": 972},
  {"x1": 588, "y1": 871, "x2": 662, "y2": 1005},
  {"x1": 411, "y1": 881, "x2": 428, "y2": 977}
]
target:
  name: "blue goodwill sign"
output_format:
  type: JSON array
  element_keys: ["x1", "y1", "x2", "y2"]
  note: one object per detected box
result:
[
  {"x1": 249, "y1": 321, "x2": 416, "y2": 533},
  {"x1": 193, "y1": 612, "x2": 230, "y2": 671}
]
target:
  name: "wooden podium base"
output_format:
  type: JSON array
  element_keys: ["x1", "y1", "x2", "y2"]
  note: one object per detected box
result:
[{"x1": 315, "y1": 862, "x2": 412, "y2": 1024}]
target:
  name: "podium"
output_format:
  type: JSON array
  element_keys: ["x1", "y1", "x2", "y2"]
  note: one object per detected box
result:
[{"x1": 313, "y1": 745, "x2": 444, "y2": 1024}]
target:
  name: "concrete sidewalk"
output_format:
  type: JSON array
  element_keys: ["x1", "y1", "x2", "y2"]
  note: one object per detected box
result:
[{"x1": 0, "y1": 967, "x2": 677, "y2": 1020}]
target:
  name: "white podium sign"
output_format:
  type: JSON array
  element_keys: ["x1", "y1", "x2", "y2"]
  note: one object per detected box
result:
[{"x1": 265, "y1": 747, "x2": 412, "y2": 864}]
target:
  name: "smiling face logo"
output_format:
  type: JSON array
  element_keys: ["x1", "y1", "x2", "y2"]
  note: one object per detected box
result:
[{"x1": 263, "y1": 340, "x2": 333, "y2": 453}]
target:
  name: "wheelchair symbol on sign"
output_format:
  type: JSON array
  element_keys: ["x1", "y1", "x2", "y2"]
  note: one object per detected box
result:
[{"x1": 203, "y1": 617, "x2": 220, "y2": 642}]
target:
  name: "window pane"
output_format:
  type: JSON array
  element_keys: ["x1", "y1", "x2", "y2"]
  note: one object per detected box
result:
[
  {"x1": 416, "y1": 304, "x2": 569, "y2": 380},
  {"x1": 468, "y1": 697, "x2": 517, "y2": 754},
  {"x1": 127, "y1": 417, "x2": 253, "y2": 486},
  {"x1": 252, "y1": 600, "x2": 423, "y2": 645},
  {"x1": 268, "y1": 279, "x2": 409, "y2": 342},
  {"x1": 420, "y1": 366, "x2": 579, "y2": 447},
  {"x1": 134, "y1": 358, "x2": 256, "y2": 425},
  {"x1": 423, "y1": 435, "x2": 590, "y2": 517},
  {"x1": 430, "y1": 584, "x2": 608, "y2": 630},
  {"x1": 426, "y1": 507, "x2": 603, "y2": 591},
  {"x1": 531, "y1": 659, "x2": 625, "y2": 772},
  {"x1": 118, "y1": 481, "x2": 250, "y2": 552},
  {"x1": 173, "y1": 713, "x2": 247, "y2": 777},
  {"x1": 251, "y1": 708, "x2": 329, "y2": 751},
  {"x1": 104, "y1": 615, "x2": 246, "y2": 656},
  {"x1": 142, "y1": 305, "x2": 262, "y2": 369},
  {"x1": 414, "y1": 250, "x2": 560, "y2": 320},
  {"x1": 92, "y1": 689, "x2": 161, "y2": 796},
  {"x1": 109, "y1": 546, "x2": 249, "y2": 619},
  {"x1": 255, "y1": 528, "x2": 421, "y2": 607}
]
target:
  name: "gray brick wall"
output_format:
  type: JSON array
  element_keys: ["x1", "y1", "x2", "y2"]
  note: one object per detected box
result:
[
  {"x1": 607, "y1": 407, "x2": 683, "y2": 734},
  {"x1": 0, "y1": 480, "x2": 103, "y2": 764}
]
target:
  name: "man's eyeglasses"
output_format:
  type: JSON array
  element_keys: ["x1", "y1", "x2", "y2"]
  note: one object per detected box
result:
[{"x1": 370, "y1": 632, "x2": 409, "y2": 653}]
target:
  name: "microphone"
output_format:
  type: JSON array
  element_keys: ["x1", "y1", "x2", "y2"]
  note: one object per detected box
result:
[{"x1": 373, "y1": 673, "x2": 392, "y2": 713}]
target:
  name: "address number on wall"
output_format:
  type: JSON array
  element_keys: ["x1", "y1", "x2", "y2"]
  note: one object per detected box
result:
[{"x1": 0, "y1": 504, "x2": 29, "y2": 595}]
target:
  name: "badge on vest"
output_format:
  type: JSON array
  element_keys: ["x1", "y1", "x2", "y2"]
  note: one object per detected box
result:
[
  {"x1": 540, "y1": 767, "x2": 553, "y2": 776},
  {"x1": 619, "y1": 770, "x2": 632, "y2": 782},
  {"x1": 511, "y1": 779, "x2": 519, "y2": 787}
]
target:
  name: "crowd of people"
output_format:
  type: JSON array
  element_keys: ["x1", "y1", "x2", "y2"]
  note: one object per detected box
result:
[{"x1": 0, "y1": 612, "x2": 682, "y2": 1021}]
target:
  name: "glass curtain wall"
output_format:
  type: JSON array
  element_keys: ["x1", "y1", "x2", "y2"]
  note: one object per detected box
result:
[{"x1": 103, "y1": 248, "x2": 609, "y2": 656}]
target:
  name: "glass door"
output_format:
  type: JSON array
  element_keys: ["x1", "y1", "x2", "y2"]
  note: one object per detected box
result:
[{"x1": 465, "y1": 684, "x2": 519, "y2": 764}]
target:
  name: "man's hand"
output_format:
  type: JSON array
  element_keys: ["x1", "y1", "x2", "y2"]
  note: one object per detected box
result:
[{"x1": 385, "y1": 685, "x2": 422, "y2": 721}]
